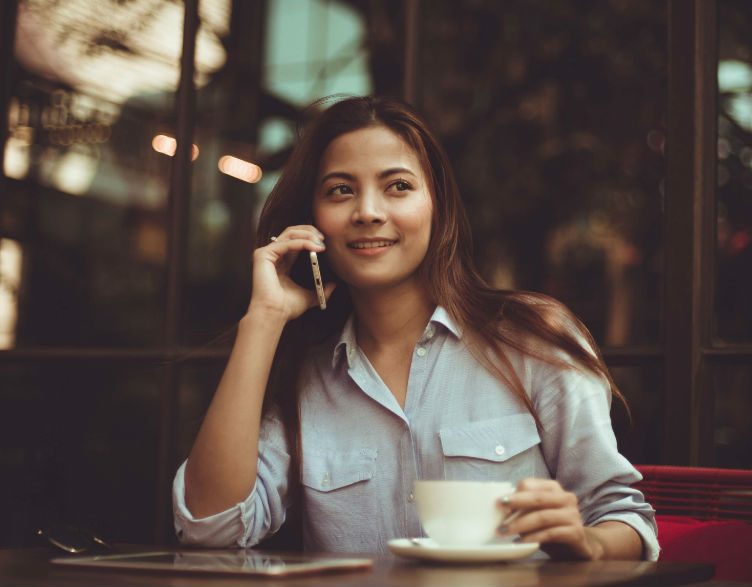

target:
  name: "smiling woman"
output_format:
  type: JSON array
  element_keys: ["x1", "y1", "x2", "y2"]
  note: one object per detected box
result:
[
  {"x1": 173, "y1": 96, "x2": 658, "y2": 562},
  {"x1": 312, "y1": 126, "x2": 433, "y2": 292}
]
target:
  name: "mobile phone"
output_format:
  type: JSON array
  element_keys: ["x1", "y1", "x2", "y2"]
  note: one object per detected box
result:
[{"x1": 309, "y1": 251, "x2": 327, "y2": 310}]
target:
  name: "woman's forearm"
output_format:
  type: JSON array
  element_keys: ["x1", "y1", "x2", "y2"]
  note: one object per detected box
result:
[
  {"x1": 585, "y1": 520, "x2": 645, "y2": 560},
  {"x1": 184, "y1": 305, "x2": 287, "y2": 519}
]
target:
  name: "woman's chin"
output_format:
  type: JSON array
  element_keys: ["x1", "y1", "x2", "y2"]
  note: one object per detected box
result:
[{"x1": 342, "y1": 273, "x2": 425, "y2": 296}]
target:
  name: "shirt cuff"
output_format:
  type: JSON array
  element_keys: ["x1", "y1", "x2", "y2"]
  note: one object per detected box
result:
[{"x1": 172, "y1": 460, "x2": 256, "y2": 547}]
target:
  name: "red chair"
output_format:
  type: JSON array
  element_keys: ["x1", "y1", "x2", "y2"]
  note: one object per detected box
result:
[{"x1": 634, "y1": 465, "x2": 752, "y2": 583}]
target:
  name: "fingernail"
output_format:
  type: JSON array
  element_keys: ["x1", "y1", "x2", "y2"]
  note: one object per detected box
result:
[
  {"x1": 316, "y1": 240, "x2": 324, "y2": 246},
  {"x1": 499, "y1": 495, "x2": 511, "y2": 505},
  {"x1": 497, "y1": 525, "x2": 508, "y2": 535}
]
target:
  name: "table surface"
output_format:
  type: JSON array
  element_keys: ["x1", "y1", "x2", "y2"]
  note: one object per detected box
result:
[{"x1": 0, "y1": 545, "x2": 715, "y2": 587}]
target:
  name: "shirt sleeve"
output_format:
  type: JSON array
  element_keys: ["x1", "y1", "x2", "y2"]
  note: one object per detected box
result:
[
  {"x1": 534, "y1": 366, "x2": 660, "y2": 561},
  {"x1": 171, "y1": 411, "x2": 292, "y2": 548}
]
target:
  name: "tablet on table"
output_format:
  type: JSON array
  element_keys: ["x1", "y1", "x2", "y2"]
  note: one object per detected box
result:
[{"x1": 51, "y1": 550, "x2": 374, "y2": 577}]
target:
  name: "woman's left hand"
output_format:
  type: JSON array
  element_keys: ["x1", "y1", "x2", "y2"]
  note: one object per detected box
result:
[{"x1": 496, "y1": 478, "x2": 601, "y2": 560}]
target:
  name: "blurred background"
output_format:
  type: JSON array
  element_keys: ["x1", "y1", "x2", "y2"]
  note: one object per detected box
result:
[{"x1": 0, "y1": 0, "x2": 750, "y2": 547}]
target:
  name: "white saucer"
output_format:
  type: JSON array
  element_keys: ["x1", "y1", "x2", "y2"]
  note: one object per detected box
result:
[{"x1": 387, "y1": 538, "x2": 540, "y2": 563}]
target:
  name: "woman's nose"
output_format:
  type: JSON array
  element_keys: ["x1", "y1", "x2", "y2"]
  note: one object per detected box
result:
[{"x1": 352, "y1": 193, "x2": 386, "y2": 225}]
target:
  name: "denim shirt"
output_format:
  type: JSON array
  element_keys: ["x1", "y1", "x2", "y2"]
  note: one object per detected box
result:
[{"x1": 173, "y1": 306, "x2": 659, "y2": 560}]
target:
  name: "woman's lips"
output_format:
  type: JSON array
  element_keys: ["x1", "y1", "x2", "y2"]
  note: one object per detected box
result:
[{"x1": 347, "y1": 239, "x2": 398, "y2": 255}]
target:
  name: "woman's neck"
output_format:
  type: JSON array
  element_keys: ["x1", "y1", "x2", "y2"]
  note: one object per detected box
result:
[{"x1": 350, "y1": 282, "x2": 435, "y2": 352}]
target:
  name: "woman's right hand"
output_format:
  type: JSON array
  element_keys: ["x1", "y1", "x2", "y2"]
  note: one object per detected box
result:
[{"x1": 249, "y1": 225, "x2": 335, "y2": 320}]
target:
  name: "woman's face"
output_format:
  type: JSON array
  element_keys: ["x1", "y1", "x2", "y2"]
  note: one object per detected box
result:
[{"x1": 312, "y1": 125, "x2": 433, "y2": 293}]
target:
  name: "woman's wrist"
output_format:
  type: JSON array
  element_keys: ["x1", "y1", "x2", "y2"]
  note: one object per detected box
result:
[
  {"x1": 586, "y1": 521, "x2": 644, "y2": 560},
  {"x1": 244, "y1": 299, "x2": 289, "y2": 326},
  {"x1": 582, "y1": 526, "x2": 607, "y2": 560}
]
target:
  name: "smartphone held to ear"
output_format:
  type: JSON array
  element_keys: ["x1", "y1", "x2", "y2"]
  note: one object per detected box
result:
[{"x1": 309, "y1": 251, "x2": 327, "y2": 310}]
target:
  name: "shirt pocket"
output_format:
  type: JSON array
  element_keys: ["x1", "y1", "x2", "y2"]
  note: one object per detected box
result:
[
  {"x1": 439, "y1": 413, "x2": 542, "y2": 482},
  {"x1": 301, "y1": 448, "x2": 380, "y2": 546},
  {"x1": 302, "y1": 448, "x2": 376, "y2": 493}
]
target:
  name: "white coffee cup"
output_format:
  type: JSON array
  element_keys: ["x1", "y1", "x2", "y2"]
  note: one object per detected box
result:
[{"x1": 413, "y1": 480, "x2": 515, "y2": 546}]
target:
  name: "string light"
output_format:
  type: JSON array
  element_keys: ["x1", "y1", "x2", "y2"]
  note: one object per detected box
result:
[
  {"x1": 151, "y1": 134, "x2": 199, "y2": 160},
  {"x1": 218, "y1": 155, "x2": 262, "y2": 183}
]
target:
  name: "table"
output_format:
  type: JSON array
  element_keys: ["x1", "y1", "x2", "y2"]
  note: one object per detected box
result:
[{"x1": 0, "y1": 546, "x2": 714, "y2": 586}]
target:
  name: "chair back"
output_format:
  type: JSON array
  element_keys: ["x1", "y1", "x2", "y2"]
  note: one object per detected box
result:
[{"x1": 634, "y1": 465, "x2": 752, "y2": 522}]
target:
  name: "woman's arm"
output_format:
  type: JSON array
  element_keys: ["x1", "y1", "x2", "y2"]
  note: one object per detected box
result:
[
  {"x1": 183, "y1": 307, "x2": 286, "y2": 519},
  {"x1": 497, "y1": 479, "x2": 644, "y2": 560},
  {"x1": 183, "y1": 225, "x2": 332, "y2": 519},
  {"x1": 496, "y1": 353, "x2": 657, "y2": 560}
]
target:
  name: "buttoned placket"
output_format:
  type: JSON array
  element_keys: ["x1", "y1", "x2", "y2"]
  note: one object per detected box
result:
[
  {"x1": 400, "y1": 424, "x2": 423, "y2": 538},
  {"x1": 340, "y1": 341, "x2": 422, "y2": 539},
  {"x1": 403, "y1": 323, "x2": 434, "y2": 415},
  {"x1": 399, "y1": 322, "x2": 438, "y2": 539},
  {"x1": 336, "y1": 319, "x2": 444, "y2": 541}
]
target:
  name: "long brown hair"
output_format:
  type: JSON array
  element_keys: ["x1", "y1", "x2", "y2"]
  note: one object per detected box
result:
[{"x1": 255, "y1": 95, "x2": 626, "y2": 528}]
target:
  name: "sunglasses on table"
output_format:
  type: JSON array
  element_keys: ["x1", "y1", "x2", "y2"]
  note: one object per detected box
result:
[{"x1": 37, "y1": 525, "x2": 113, "y2": 554}]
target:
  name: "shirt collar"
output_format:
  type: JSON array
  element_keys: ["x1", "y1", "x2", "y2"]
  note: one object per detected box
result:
[
  {"x1": 331, "y1": 305, "x2": 462, "y2": 369},
  {"x1": 332, "y1": 313, "x2": 359, "y2": 369}
]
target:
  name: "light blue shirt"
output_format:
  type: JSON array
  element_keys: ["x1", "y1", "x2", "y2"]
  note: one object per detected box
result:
[{"x1": 173, "y1": 306, "x2": 659, "y2": 560}]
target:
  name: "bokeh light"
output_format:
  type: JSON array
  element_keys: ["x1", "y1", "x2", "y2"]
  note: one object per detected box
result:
[{"x1": 218, "y1": 155, "x2": 262, "y2": 183}]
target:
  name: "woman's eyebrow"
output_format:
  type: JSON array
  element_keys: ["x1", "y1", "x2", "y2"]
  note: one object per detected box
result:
[
  {"x1": 379, "y1": 167, "x2": 417, "y2": 179},
  {"x1": 319, "y1": 171, "x2": 355, "y2": 185},
  {"x1": 319, "y1": 167, "x2": 417, "y2": 186}
]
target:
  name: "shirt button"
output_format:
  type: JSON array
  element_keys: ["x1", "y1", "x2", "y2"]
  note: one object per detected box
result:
[
  {"x1": 408, "y1": 492, "x2": 415, "y2": 503},
  {"x1": 416, "y1": 347, "x2": 427, "y2": 357},
  {"x1": 322, "y1": 473, "x2": 330, "y2": 487},
  {"x1": 495, "y1": 444, "x2": 506, "y2": 456},
  {"x1": 426, "y1": 327, "x2": 434, "y2": 339}
]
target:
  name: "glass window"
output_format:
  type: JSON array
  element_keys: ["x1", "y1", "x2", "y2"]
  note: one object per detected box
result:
[
  {"x1": 609, "y1": 364, "x2": 664, "y2": 465},
  {"x1": 417, "y1": 0, "x2": 667, "y2": 347},
  {"x1": 2, "y1": 0, "x2": 227, "y2": 348},
  {"x1": 264, "y1": 0, "x2": 372, "y2": 107},
  {"x1": 717, "y1": 0, "x2": 752, "y2": 343},
  {"x1": 0, "y1": 362, "x2": 161, "y2": 547},
  {"x1": 713, "y1": 362, "x2": 752, "y2": 468}
]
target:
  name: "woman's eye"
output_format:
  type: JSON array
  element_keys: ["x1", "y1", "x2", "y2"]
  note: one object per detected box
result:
[
  {"x1": 326, "y1": 184, "x2": 352, "y2": 196},
  {"x1": 389, "y1": 180, "x2": 413, "y2": 192}
]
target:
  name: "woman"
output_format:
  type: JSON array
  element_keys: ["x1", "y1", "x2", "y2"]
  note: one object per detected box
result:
[{"x1": 173, "y1": 96, "x2": 658, "y2": 560}]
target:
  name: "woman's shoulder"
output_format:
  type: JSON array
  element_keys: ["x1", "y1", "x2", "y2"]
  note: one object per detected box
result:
[
  {"x1": 481, "y1": 291, "x2": 604, "y2": 391},
  {"x1": 464, "y1": 290, "x2": 617, "y2": 413}
]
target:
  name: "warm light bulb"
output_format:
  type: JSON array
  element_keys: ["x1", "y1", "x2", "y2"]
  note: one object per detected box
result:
[
  {"x1": 152, "y1": 134, "x2": 176, "y2": 156},
  {"x1": 152, "y1": 134, "x2": 199, "y2": 160},
  {"x1": 218, "y1": 155, "x2": 262, "y2": 183}
]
